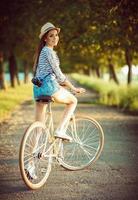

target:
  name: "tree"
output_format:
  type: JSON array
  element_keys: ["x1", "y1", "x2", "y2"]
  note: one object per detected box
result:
[
  {"x1": 0, "y1": 51, "x2": 6, "y2": 89},
  {"x1": 0, "y1": 0, "x2": 22, "y2": 87},
  {"x1": 0, "y1": 0, "x2": 138, "y2": 86},
  {"x1": 102, "y1": 0, "x2": 138, "y2": 84},
  {"x1": 8, "y1": 52, "x2": 20, "y2": 87}
]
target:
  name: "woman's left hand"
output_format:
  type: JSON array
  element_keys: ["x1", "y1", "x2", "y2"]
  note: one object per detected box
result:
[{"x1": 74, "y1": 87, "x2": 86, "y2": 94}]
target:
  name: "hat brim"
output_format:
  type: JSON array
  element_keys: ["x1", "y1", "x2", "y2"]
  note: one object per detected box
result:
[{"x1": 39, "y1": 27, "x2": 60, "y2": 39}]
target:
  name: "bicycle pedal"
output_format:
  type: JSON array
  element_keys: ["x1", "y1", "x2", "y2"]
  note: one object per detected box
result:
[{"x1": 62, "y1": 138, "x2": 72, "y2": 143}]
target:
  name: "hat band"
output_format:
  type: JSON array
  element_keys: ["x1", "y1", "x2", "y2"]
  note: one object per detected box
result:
[{"x1": 42, "y1": 26, "x2": 56, "y2": 35}]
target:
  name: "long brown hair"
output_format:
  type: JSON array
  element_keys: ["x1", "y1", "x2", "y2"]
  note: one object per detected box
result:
[{"x1": 33, "y1": 32, "x2": 48, "y2": 75}]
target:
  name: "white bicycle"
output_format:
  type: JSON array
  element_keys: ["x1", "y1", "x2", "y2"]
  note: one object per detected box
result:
[{"x1": 19, "y1": 95, "x2": 104, "y2": 190}]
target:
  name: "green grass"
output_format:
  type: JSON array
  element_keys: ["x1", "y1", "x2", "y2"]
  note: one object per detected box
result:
[
  {"x1": 0, "y1": 83, "x2": 32, "y2": 122},
  {"x1": 71, "y1": 73, "x2": 138, "y2": 112}
]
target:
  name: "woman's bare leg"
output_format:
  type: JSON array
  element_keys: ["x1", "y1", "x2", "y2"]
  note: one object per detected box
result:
[
  {"x1": 31, "y1": 102, "x2": 47, "y2": 152},
  {"x1": 52, "y1": 87, "x2": 77, "y2": 133},
  {"x1": 35, "y1": 102, "x2": 47, "y2": 124}
]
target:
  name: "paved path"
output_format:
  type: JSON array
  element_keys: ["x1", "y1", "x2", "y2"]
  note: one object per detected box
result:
[{"x1": 0, "y1": 91, "x2": 138, "y2": 200}]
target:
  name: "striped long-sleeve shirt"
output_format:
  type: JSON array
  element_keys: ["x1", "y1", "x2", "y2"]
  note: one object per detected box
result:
[{"x1": 35, "y1": 46, "x2": 66, "y2": 83}]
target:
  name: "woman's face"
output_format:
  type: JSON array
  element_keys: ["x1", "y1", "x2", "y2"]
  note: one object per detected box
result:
[{"x1": 44, "y1": 29, "x2": 59, "y2": 48}]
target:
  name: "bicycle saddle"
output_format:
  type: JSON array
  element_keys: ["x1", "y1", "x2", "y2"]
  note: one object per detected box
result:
[{"x1": 35, "y1": 95, "x2": 53, "y2": 103}]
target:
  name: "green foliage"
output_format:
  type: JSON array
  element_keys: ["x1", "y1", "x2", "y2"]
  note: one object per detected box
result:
[
  {"x1": 0, "y1": 0, "x2": 138, "y2": 79},
  {"x1": 71, "y1": 73, "x2": 138, "y2": 111},
  {"x1": 0, "y1": 83, "x2": 32, "y2": 122},
  {"x1": 118, "y1": 84, "x2": 138, "y2": 110}
]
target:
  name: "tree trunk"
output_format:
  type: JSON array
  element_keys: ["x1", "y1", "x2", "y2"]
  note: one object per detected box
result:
[
  {"x1": 15, "y1": 70, "x2": 20, "y2": 85},
  {"x1": 9, "y1": 52, "x2": 20, "y2": 87},
  {"x1": 24, "y1": 61, "x2": 29, "y2": 83},
  {"x1": 108, "y1": 57, "x2": 119, "y2": 85},
  {"x1": 9, "y1": 53, "x2": 15, "y2": 87},
  {"x1": 95, "y1": 67, "x2": 101, "y2": 78},
  {"x1": 125, "y1": 48, "x2": 132, "y2": 85},
  {"x1": 0, "y1": 51, "x2": 6, "y2": 90}
]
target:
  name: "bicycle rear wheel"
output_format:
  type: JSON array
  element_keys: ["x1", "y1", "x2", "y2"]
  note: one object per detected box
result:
[
  {"x1": 19, "y1": 121, "x2": 52, "y2": 189},
  {"x1": 59, "y1": 116, "x2": 104, "y2": 170}
]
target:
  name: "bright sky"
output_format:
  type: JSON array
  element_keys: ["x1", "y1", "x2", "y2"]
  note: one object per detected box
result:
[{"x1": 121, "y1": 65, "x2": 138, "y2": 75}]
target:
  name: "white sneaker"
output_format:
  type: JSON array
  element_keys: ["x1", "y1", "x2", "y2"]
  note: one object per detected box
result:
[
  {"x1": 54, "y1": 130, "x2": 72, "y2": 142},
  {"x1": 25, "y1": 162, "x2": 37, "y2": 180}
]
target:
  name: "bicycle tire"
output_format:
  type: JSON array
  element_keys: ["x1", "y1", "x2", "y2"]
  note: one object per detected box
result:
[
  {"x1": 19, "y1": 121, "x2": 52, "y2": 189},
  {"x1": 59, "y1": 116, "x2": 104, "y2": 170}
]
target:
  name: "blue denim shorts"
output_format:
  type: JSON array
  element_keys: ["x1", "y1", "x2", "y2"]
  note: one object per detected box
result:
[{"x1": 33, "y1": 75, "x2": 60, "y2": 99}]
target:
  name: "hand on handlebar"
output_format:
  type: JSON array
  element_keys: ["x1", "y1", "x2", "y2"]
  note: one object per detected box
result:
[{"x1": 73, "y1": 87, "x2": 86, "y2": 94}]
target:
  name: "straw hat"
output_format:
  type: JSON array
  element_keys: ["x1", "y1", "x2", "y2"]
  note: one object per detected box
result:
[{"x1": 39, "y1": 22, "x2": 60, "y2": 39}]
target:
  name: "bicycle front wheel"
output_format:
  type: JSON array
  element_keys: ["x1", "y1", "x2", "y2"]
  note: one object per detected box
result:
[
  {"x1": 60, "y1": 116, "x2": 104, "y2": 170},
  {"x1": 19, "y1": 121, "x2": 52, "y2": 189}
]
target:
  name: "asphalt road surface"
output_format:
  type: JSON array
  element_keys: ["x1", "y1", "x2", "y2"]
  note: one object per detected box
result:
[{"x1": 0, "y1": 91, "x2": 138, "y2": 200}]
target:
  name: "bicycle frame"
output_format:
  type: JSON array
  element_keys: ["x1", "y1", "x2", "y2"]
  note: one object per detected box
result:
[
  {"x1": 42, "y1": 103, "x2": 65, "y2": 161},
  {"x1": 42, "y1": 102, "x2": 78, "y2": 161}
]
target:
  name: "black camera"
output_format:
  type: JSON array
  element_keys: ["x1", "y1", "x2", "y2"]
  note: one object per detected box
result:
[{"x1": 31, "y1": 77, "x2": 42, "y2": 87}]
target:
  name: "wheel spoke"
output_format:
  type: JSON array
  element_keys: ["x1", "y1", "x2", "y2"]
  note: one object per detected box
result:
[
  {"x1": 24, "y1": 156, "x2": 34, "y2": 164},
  {"x1": 83, "y1": 134, "x2": 99, "y2": 144},
  {"x1": 79, "y1": 121, "x2": 87, "y2": 141},
  {"x1": 25, "y1": 142, "x2": 34, "y2": 149},
  {"x1": 80, "y1": 145, "x2": 92, "y2": 160},
  {"x1": 82, "y1": 143, "x2": 98, "y2": 151},
  {"x1": 65, "y1": 144, "x2": 77, "y2": 161}
]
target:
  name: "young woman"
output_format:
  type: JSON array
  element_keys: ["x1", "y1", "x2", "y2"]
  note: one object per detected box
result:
[
  {"x1": 33, "y1": 22, "x2": 85, "y2": 141},
  {"x1": 25, "y1": 22, "x2": 85, "y2": 179}
]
